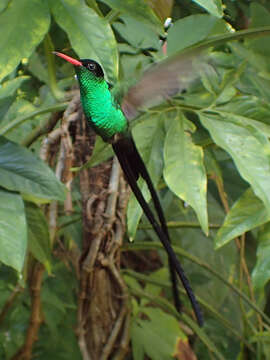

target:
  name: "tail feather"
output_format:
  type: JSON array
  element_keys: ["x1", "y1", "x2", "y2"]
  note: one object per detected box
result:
[
  {"x1": 124, "y1": 137, "x2": 181, "y2": 312},
  {"x1": 112, "y1": 137, "x2": 203, "y2": 326}
]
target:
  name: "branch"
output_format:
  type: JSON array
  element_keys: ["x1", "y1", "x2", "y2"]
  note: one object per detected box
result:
[
  {"x1": 21, "y1": 111, "x2": 62, "y2": 148},
  {"x1": 11, "y1": 263, "x2": 45, "y2": 360},
  {"x1": 0, "y1": 285, "x2": 22, "y2": 325}
]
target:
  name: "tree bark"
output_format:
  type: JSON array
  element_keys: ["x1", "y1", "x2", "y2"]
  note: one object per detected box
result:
[{"x1": 73, "y1": 110, "x2": 130, "y2": 360}]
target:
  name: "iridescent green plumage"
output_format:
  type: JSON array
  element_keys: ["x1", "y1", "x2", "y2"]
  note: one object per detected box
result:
[
  {"x1": 75, "y1": 66, "x2": 128, "y2": 141},
  {"x1": 54, "y1": 51, "x2": 203, "y2": 326}
]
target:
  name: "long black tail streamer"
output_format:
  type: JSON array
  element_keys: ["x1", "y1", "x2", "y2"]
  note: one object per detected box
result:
[{"x1": 112, "y1": 137, "x2": 203, "y2": 326}]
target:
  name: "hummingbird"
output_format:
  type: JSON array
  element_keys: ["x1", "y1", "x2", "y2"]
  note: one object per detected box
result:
[{"x1": 54, "y1": 51, "x2": 203, "y2": 326}]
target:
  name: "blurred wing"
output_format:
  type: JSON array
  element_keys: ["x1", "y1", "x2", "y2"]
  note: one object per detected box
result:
[
  {"x1": 121, "y1": 26, "x2": 270, "y2": 120},
  {"x1": 121, "y1": 49, "x2": 207, "y2": 120}
]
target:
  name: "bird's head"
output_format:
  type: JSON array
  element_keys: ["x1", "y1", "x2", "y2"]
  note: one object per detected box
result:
[{"x1": 53, "y1": 52, "x2": 104, "y2": 82}]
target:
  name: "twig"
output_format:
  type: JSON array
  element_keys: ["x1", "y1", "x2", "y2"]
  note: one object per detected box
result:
[
  {"x1": 21, "y1": 111, "x2": 62, "y2": 148},
  {"x1": 48, "y1": 94, "x2": 81, "y2": 240},
  {"x1": 139, "y1": 221, "x2": 221, "y2": 230},
  {"x1": 0, "y1": 102, "x2": 68, "y2": 135},
  {"x1": 0, "y1": 285, "x2": 22, "y2": 325},
  {"x1": 100, "y1": 304, "x2": 128, "y2": 360},
  {"x1": 100, "y1": 160, "x2": 130, "y2": 360},
  {"x1": 123, "y1": 241, "x2": 270, "y2": 327},
  {"x1": 113, "y1": 311, "x2": 131, "y2": 360},
  {"x1": 213, "y1": 168, "x2": 263, "y2": 330},
  {"x1": 11, "y1": 263, "x2": 45, "y2": 360}
]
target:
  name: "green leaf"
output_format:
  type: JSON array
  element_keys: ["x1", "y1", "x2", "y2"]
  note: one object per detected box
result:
[
  {"x1": 0, "y1": 189, "x2": 27, "y2": 271},
  {"x1": 164, "y1": 112, "x2": 208, "y2": 234},
  {"x1": 192, "y1": 0, "x2": 223, "y2": 18},
  {"x1": 0, "y1": 0, "x2": 50, "y2": 81},
  {"x1": 200, "y1": 113, "x2": 270, "y2": 217},
  {"x1": 113, "y1": 15, "x2": 160, "y2": 50},
  {"x1": 50, "y1": 0, "x2": 118, "y2": 83},
  {"x1": 0, "y1": 99, "x2": 38, "y2": 143},
  {"x1": 171, "y1": 26, "x2": 270, "y2": 61},
  {"x1": 131, "y1": 307, "x2": 186, "y2": 360},
  {"x1": 213, "y1": 106, "x2": 270, "y2": 138},
  {"x1": 204, "y1": 148, "x2": 223, "y2": 181},
  {"x1": 28, "y1": 51, "x2": 50, "y2": 85},
  {"x1": 252, "y1": 222, "x2": 270, "y2": 291},
  {"x1": 127, "y1": 115, "x2": 165, "y2": 240},
  {"x1": 0, "y1": 0, "x2": 9, "y2": 13},
  {"x1": 167, "y1": 14, "x2": 218, "y2": 55},
  {"x1": 85, "y1": 0, "x2": 103, "y2": 16},
  {"x1": 215, "y1": 188, "x2": 269, "y2": 249},
  {"x1": 0, "y1": 76, "x2": 30, "y2": 100},
  {"x1": 25, "y1": 202, "x2": 52, "y2": 272},
  {"x1": 0, "y1": 102, "x2": 68, "y2": 136},
  {"x1": 0, "y1": 136, "x2": 66, "y2": 201},
  {"x1": 249, "y1": 3, "x2": 270, "y2": 57},
  {"x1": 102, "y1": 0, "x2": 163, "y2": 32}
]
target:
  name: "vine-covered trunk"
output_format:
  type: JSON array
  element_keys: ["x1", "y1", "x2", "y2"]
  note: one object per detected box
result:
[{"x1": 71, "y1": 101, "x2": 130, "y2": 360}]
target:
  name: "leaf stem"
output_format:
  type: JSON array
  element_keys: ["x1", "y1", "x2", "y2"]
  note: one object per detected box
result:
[
  {"x1": 0, "y1": 102, "x2": 68, "y2": 135},
  {"x1": 85, "y1": 0, "x2": 103, "y2": 17},
  {"x1": 139, "y1": 220, "x2": 220, "y2": 230},
  {"x1": 21, "y1": 112, "x2": 62, "y2": 147},
  {"x1": 105, "y1": 9, "x2": 121, "y2": 23},
  {"x1": 122, "y1": 241, "x2": 270, "y2": 327}
]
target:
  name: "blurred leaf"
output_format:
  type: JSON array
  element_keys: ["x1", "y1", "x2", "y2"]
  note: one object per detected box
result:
[
  {"x1": 215, "y1": 188, "x2": 269, "y2": 249},
  {"x1": 0, "y1": 189, "x2": 27, "y2": 271},
  {"x1": 193, "y1": 0, "x2": 223, "y2": 18},
  {"x1": 113, "y1": 15, "x2": 160, "y2": 50},
  {"x1": 0, "y1": 99, "x2": 38, "y2": 143},
  {"x1": 147, "y1": 0, "x2": 173, "y2": 23},
  {"x1": 127, "y1": 115, "x2": 165, "y2": 240},
  {"x1": 200, "y1": 113, "x2": 270, "y2": 217},
  {"x1": 131, "y1": 307, "x2": 186, "y2": 360},
  {"x1": 28, "y1": 51, "x2": 49, "y2": 84},
  {"x1": 0, "y1": 0, "x2": 9, "y2": 13},
  {"x1": 215, "y1": 101, "x2": 270, "y2": 137},
  {"x1": 0, "y1": 136, "x2": 66, "y2": 201},
  {"x1": 252, "y1": 222, "x2": 270, "y2": 291},
  {"x1": 25, "y1": 202, "x2": 52, "y2": 272},
  {"x1": 200, "y1": 62, "x2": 221, "y2": 95},
  {"x1": 119, "y1": 52, "x2": 151, "y2": 82},
  {"x1": 250, "y1": 3, "x2": 270, "y2": 57},
  {"x1": 0, "y1": 76, "x2": 30, "y2": 100},
  {"x1": 85, "y1": 0, "x2": 103, "y2": 16},
  {"x1": 102, "y1": 0, "x2": 163, "y2": 32},
  {"x1": 167, "y1": 14, "x2": 218, "y2": 55},
  {"x1": 50, "y1": 0, "x2": 118, "y2": 83},
  {"x1": 0, "y1": 0, "x2": 50, "y2": 81},
  {"x1": 0, "y1": 102, "x2": 68, "y2": 136},
  {"x1": 42, "y1": 286, "x2": 69, "y2": 316},
  {"x1": 164, "y1": 112, "x2": 208, "y2": 234},
  {"x1": 204, "y1": 147, "x2": 223, "y2": 181}
]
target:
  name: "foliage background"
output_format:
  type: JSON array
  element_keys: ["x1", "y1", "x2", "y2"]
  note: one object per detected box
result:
[{"x1": 1, "y1": 0, "x2": 270, "y2": 359}]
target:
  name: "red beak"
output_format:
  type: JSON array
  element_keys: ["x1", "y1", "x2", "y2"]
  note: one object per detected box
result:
[{"x1": 53, "y1": 51, "x2": 82, "y2": 66}]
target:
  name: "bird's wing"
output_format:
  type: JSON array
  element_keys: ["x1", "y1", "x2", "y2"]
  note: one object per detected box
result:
[
  {"x1": 121, "y1": 27, "x2": 270, "y2": 120},
  {"x1": 121, "y1": 48, "x2": 204, "y2": 119}
]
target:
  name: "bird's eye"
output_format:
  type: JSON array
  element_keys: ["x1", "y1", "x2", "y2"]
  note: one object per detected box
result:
[{"x1": 88, "y1": 63, "x2": 95, "y2": 71}]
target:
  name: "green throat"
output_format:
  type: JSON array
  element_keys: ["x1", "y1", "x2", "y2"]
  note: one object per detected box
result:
[{"x1": 75, "y1": 66, "x2": 128, "y2": 141}]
